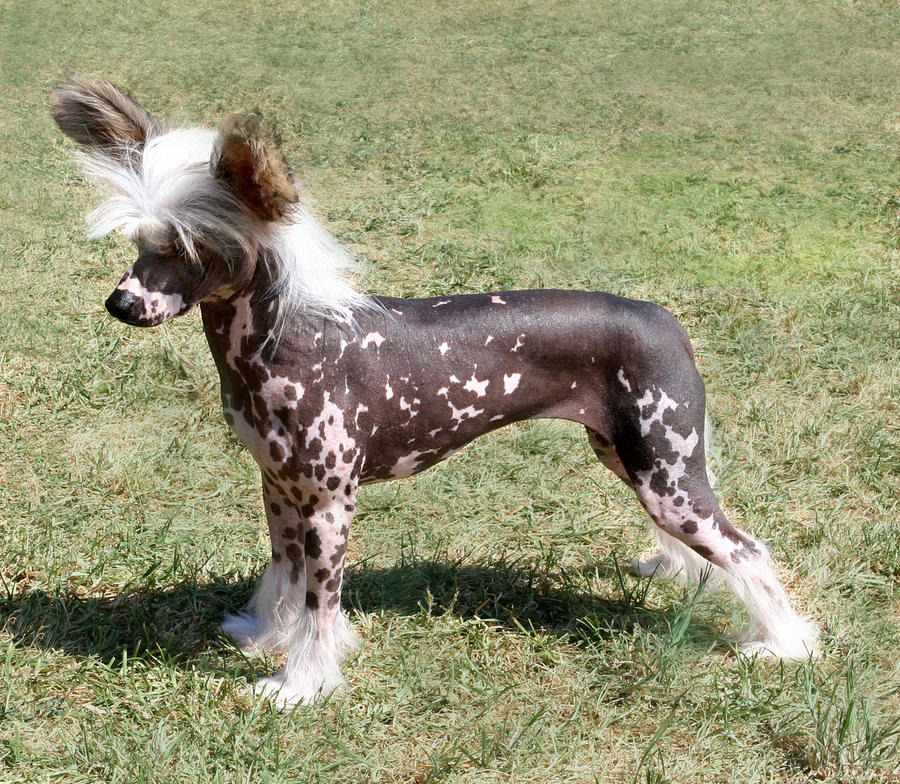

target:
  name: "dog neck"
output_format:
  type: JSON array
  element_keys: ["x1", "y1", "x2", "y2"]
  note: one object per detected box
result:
[{"x1": 199, "y1": 251, "x2": 289, "y2": 360}]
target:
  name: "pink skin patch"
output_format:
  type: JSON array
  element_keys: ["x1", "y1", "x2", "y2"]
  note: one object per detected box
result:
[
  {"x1": 503, "y1": 373, "x2": 521, "y2": 394},
  {"x1": 463, "y1": 373, "x2": 489, "y2": 397},
  {"x1": 118, "y1": 274, "x2": 187, "y2": 323},
  {"x1": 361, "y1": 332, "x2": 385, "y2": 349}
]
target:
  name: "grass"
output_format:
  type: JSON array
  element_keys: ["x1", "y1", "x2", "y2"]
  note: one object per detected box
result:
[{"x1": 1, "y1": 0, "x2": 899, "y2": 781}]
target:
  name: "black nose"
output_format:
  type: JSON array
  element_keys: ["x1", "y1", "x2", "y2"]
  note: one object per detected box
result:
[{"x1": 105, "y1": 289, "x2": 138, "y2": 320}]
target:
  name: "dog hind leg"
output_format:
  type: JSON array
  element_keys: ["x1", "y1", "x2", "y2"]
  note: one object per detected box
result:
[
  {"x1": 606, "y1": 375, "x2": 818, "y2": 659},
  {"x1": 635, "y1": 476, "x2": 819, "y2": 659}
]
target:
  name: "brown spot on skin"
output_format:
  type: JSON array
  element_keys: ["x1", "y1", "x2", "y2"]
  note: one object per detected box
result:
[
  {"x1": 314, "y1": 464, "x2": 326, "y2": 481},
  {"x1": 691, "y1": 544, "x2": 714, "y2": 559},
  {"x1": 325, "y1": 451, "x2": 337, "y2": 469},
  {"x1": 325, "y1": 577, "x2": 340, "y2": 592},
  {"x1": 269, "y1": 441, "x2": 284, "y2": 462},
  {"x1": 290, "y1": 486, "x2": 304, "y2": 503},
  {"x1": 323, "y1": 512, "x2": 334, "y2": 524},
  {"x1": 305, "y1": 528, "x2": 322, "y2": 559},
  {"x1": 587, "y1": 428, "x2": 612, "y2": 452},
  {"x1": 342, "y1": 451, "x2": 354, "y2": 463},
  {"x1": 327, "y1": 593, "x2": 339, "y2": 608},
  {"x1": 315, "y1": 568, "x2": 329, "y2": 582},
  {"x1": 270, "y1": 502, "x2": 281, "y2": 516},
  {"x1": 681, "y1": 520, "x2": 698, "y2": 534},
  {"x1": 252, "y1": 393, "x2": 268, "y2": 421},
  {"x1": 305, "y1": 591, "x2": 318, "y2": 609},
  {"x1": 714, "y1": 510, "x2": 759, "y2": 552},
  {"x1": 283, "y1": 526, "x2": 297, "y2": 540},
  {"x1": 326, "y1": 476, "x2": 341, "y2": 491},
  {"x1": 273, "y1": 552, "x2": 282, "y2": 563},
  {"x1": 329, "y1": 540, "x2": 347, "y2": 567},
  {"x1": 301, "y1": 504, "x2": 315, "y2": 518},
  {"x1": 344, "y1": 504, "x2": 354, "y2": 512},
  {"x1": 285, "y1": 542, "x2": 303, "y2": 566},
  {"x1": 649, "y1": 469, "x2": 675, "y2": 496},
  {"x1": 732, "y1": 544, "x2": 760, "y2": 563}
]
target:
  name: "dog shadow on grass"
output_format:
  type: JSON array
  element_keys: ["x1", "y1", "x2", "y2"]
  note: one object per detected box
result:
[{"x1": 0, "y1": 555, "x2": 723, "y2": 671}]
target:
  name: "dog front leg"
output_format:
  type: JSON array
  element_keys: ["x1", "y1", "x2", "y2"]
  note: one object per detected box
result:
[
  {"x1": 221, "y1": 476, "x2": 307, "y2": 652},
  {"x1": 252, "y1": 486, "x2": 359, "y2": 707}
]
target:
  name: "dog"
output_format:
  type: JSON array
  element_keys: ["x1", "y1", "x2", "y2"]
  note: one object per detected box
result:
[{"x1": 52, "y1": 76, "x2": 819, "y2": 707}]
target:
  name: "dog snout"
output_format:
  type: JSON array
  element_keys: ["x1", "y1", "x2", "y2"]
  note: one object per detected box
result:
[{"x1": 105, "y1": 289, "x2": 139, "y2": 321}]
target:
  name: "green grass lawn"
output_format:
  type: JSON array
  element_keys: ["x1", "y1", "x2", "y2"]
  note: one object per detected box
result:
[{"x1": 2, "y1": 0, "x2": 899, "y2": 781}]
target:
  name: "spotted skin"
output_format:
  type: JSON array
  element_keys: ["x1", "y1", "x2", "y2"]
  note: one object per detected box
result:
[{"x1": 202, "y1": 289, "x2": 682, "y2": 492}]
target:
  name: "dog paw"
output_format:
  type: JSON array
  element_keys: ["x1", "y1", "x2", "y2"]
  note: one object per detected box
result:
[
  {"x1": 251, "y1": 676, "x2": 309, "y2": 708},
  {"x1": 221, "y1": 612, "x2": 261, "y2": 648},
  {"x1": 737, "y1": 619, "x2": 821, "y2": 661},
  {"x1": 221, "y1": 612, "x2": 291, "y2": 653},
  {"x1": 629, "y1": 552, "x2": 670, "y2": 578},
  {"x1": 251, "y1": 672, "x2": 342, "y2": 709}
]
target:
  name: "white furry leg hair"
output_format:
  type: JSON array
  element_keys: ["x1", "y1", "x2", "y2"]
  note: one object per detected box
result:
[
  {"x1": 637, "y1": 525, "x2": 819, "y2": 661},
  {"x1": 253, "y1": 607, "x2": 359, "y2": 708},
  {"x1": 221, "y1": 562, "x2": 359, "y2": 706},
  {"x1": 221, "y1": 561, "x2": 301, "y2": 653}
]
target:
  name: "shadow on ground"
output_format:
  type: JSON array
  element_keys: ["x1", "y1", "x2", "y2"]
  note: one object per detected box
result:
[{"x1": 0, "y1": 555, "x2": 722, "y2": 667}]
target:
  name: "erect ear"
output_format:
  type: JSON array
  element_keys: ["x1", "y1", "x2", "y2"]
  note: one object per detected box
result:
[
  {"x1": 211, "y1": 114, "x2": 298, "y2": 222},
  {"x1": 52, "y1": 74, "x2": 158, "y2": 154}
]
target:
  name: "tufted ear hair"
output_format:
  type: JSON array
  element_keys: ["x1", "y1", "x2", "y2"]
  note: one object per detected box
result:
[
  {"x1": 52, "y1": 74, "x2": 158, "y2": 155},
  {"x1": 211, "y1": 114, "x2": 299, "y2": 222}
]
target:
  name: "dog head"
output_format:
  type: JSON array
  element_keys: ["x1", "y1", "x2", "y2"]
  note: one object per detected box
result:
[{"x1": 52, "y1": 76, "x2": 299, "y2": 327}]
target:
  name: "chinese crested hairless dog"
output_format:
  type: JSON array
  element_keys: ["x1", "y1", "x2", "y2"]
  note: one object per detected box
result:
[{"x1": 52, "y1": 76, "x2": 818, "y2": 707}]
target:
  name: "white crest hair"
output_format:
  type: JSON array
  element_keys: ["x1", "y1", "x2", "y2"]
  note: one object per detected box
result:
[{"x1": 78, "y1": 125, "x2": 373, "y2": 337}]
